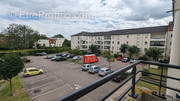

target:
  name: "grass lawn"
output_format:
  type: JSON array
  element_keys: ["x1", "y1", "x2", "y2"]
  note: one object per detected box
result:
[
  {"x1": 137, "y1": 67, "x2": 168, "y2": 94},
  {"x1": 0, "y1": 76, "x2": 29, "y2": 101}
]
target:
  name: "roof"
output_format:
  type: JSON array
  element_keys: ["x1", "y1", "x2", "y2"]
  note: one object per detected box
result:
[
  {"x1": 100, "y1": 67, "x2": 109, "y2": 70},
  {"x1": 26, "y1": 67, "x2": 38, "y2": 70},
  {"x1": 72, "y1": 25, "x2": 169, "y2": 36}
]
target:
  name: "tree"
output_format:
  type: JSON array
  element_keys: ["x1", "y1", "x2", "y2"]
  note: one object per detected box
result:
[
  {"x1": 0, "y1": 54, "x2": 24, "y2": 96},
  {"x1": 89, "y1": 45, "x2": 100, "y2": 54},
  {"x1": 120, "y1": 44, "x2": 128, "y2": 56},
  {"x1": 102, "y1": 50, "x2": 114, "y2": 69},
  {"x1": 1, "y1": 24, "x2": 48, "y2": 49},
  {"x1": 63, "y1": 39, "x2": 71, "y2": 47},
  {"x1": 52, "y1": 34, "x2": 64, "y2": 38},
  {"x1": 145, "y1": 47, "x2": 163, "y2": 61},
  {"x1": 127, "y1": 45, "x2": 140, "y2": 58}
]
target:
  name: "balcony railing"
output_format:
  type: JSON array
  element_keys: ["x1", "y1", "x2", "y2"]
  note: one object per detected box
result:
[{"x1": 55, "y1": 61, "x2": 180, "y2": 101}]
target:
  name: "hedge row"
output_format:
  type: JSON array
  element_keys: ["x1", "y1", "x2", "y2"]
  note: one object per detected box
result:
[{"x1": 0, "y1": 48, "x2": 70, "y2": 57}]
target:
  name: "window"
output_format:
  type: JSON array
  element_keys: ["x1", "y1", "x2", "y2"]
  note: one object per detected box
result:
[
  {"x1": 112, "y1": 41, "x2": 114, "y2": 44},
  {"x1": 127, "y1": 41, "x2": 129, "y2": 44},
  {"x1": 127, "y1": 35, "x2": 129, "y2": 38},
  {"x1": 117, "y1": 41, "x2": 119, "y2": 45},
  {"x1": 145, "y1": 34, "x2": 148, "y2": 38},
  {"x1": 145, "y1": 41, "x2": 148, "y2": 45},
  {"x1": 136, "y1": 41, "x2": 139, "y2": 46}
]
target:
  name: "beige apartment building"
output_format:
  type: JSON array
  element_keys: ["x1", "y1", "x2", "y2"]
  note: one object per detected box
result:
[{"x1": 71, "y1": 22, "x2": 173, "y2": 59}]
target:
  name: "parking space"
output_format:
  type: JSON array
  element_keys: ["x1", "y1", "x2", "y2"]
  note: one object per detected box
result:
[{"x1": 20, "y1": 55, "x2": 135, "y2": 101}]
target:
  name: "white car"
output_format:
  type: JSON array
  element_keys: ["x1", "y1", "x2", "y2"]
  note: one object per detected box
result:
[
  {"x1": 88, "y1": 65, "x2": 100, "y2": 74},
  {"x1": 98, "y1": 68, "x2": 112, "y2": 76},
  {"x1": 82, "y1": 64, "x2": 92, "y2": 71},
  {"x1": 72, "y1": 56, "x2": 81, "y2": 60}
]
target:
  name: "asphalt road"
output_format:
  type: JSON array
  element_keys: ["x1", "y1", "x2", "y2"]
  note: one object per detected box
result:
[{"x1": 21, "y1": 55, "x2": 131, "y2": 101}]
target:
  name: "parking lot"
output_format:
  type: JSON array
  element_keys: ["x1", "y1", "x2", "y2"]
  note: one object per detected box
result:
[{"x1": 21, "y1": 55, "x2": 135, "y2": 101}]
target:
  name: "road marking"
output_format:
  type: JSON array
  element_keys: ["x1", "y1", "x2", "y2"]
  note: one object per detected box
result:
[
  {"x1": 27, "y1": 79, "x2": 63, "y2": 91},
  {"x1": 29, "y1": 76, "x2": 57, "y2": 84},
  {"x1": 32, "y1": 83, "x2": 71, "y2": 100}
]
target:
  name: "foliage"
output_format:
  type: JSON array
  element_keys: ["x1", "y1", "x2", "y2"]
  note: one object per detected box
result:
[
  {"x1": 120, "y1": 44, "x2": 128, "y2": 56},
  {"x1": 68, "y1": 49, "x2": 87, "y2": 55},
  {"x1": 62, "y1": 39, "x2": 71, "y2": 47},
  {"x1": 145, "y1": 47, "x2": 163, "y2": 61},
  {"x1": 0, "y1": 24, "x2": 48, "y2": 49},
  {"x1": 52, "y1": 34, "x2": 64, "y2": 38},
  {"x1": 21, "y1": 57, "x2": 31, "y2": 63},
  {"x1": 0, "y1": 76, "x2": 29, "y2": 101},
  {"x1": 89, "y1": 45, "x2": 100, "y2": 54},
  {"x1": 138, "y1": 55, "x2": 148, "y2": 60},
  {"x1": 127, "y1": 45, "x2": 140, "y2": 58},
  {"x1": 101, "y1": 51, "x2": 114, "y2": 69},
  {"x1": 142, "y1": 68, "x2": 150, "y2": 76},
  {"x1": 0, "y1": 54, "x2": 24, "y2": 96}
]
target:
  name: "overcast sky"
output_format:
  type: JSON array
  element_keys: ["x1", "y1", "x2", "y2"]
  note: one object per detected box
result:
[{"x1": 0, "y1": 0, "x2": 173, "y2": 39}]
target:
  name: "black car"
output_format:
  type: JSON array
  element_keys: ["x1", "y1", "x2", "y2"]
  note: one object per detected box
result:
[
  {"x1": 34, "y1": 52, "x2": 47, "y2": 56},
  {"x1": 122, "y1": 58, "x2": 130, "y2": 63},
  {"x1": 55, "y1": 57, "x2": 67, "y2": 61},
  {"x1": 113, "y1": 73, "x2": 128, "y2": 82},
  {"x1": 56, "y1": 53, "x2": 63, "y2": 56}
]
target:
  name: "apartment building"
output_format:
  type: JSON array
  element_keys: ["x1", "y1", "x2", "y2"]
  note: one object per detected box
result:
[
  {"x1": 35, "y1": 38, "x2": 65, "y2": 48},
  {"x1": 71, "y1": 22, "x2": 173, "y2": 59}
]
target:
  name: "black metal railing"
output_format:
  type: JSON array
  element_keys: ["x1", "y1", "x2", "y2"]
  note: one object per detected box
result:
[{"x1": 56, "y1": 60, "x2": 180, "y2": 101}]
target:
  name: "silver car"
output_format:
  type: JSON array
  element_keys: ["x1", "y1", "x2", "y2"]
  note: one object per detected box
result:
[
  {"x1": 88, "y1": 65, "x2": 100, "y2": 74},
  {"x1": 98, "y1": 68, "x2": 112, "y2": 76},
  {"x1": 82, "y1": 64, "x2": 92, "y2": 71}
]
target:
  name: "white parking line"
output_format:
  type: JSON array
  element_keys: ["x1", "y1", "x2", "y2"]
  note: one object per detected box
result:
[
  {"x1": 32, "y1": 83, "x2": 71, "y2": 100},
  {"x1": 27, "y1": 79, "x2": 63, "y2": 91},
  {"x1": 29, "y1": 76, "x2": 57, "y2": 84}
]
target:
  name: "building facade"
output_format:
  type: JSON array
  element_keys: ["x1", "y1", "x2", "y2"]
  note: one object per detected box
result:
[
  {"x1": 35, "y1": 38, "x2": 65, "y2": 48},
  {"x1": 71, "y1": 23, "x2": 173, "y2": 59}
]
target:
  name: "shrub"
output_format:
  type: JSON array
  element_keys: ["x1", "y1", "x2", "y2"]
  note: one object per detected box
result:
[
  {"x1": 21, "y1": 57, "x2": 31, "y2": 63},
  {"x1": 139, "y1": 55, "x2": 148, "y2": 60},
  {"x1": 142, "y1": 68, "x2": 150, "y2": 76}
]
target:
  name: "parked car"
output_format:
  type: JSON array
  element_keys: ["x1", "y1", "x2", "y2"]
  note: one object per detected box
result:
[
  {"x1": 72, "y1": 56, "x2": 81, "y2": 60},
  {"x1": 81, "y1": 64, "x2": 92, "y2": 71},
  {"x1": 113, "y1": 73, "x2": 128, "y2": 82},
  {"x1": 130, "y1": 59, "x2": 136, "y2": 63},
  {"x1": 88, "y1": 65, "x2": 100, "y2": 74},
  {"x1": 51, "y1": 56, "x2": 58, "y2": 61},
  {"x1": 56, "y1": 53, "x2": 63, "y2": 56},
  {"x1": 62, "y1": 53, "x2": 68, "y2": 57},
  {"x1": 34, "y1": 52, "x2": 47, "y2": 56},
  {"x1": 98, "y1": 67, "x2": 112, "y2": 76},
  {"x1": 116, "y1": 57, "x2": 123, "y2": 61},
  {"x1": 55, "y1": 57, "x2": 67, "y2": 61},
  {"x1": 45, "y1": 56, "x2": 53, "y2": 59},
  {"x1": 122, "y1": 58, "x2": 130, "y2": 63},
  {"x1": 23, "y1": 67, "x2": 43, "y2": 77},
  {"x1": 66, "y1": 54, "x2": 73, "y2": 58}
]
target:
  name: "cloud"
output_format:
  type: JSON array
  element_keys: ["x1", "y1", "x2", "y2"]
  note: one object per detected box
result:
[{"x1": 0, "y1": 0, "x2": 173, "y2": 39}]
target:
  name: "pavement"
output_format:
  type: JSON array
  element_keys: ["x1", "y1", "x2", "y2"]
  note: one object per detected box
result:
[{"x1": 20, "y1": 55, "x2": 139, "y2": 101}]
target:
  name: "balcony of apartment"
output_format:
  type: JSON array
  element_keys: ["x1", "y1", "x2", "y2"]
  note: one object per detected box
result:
[
  {"x1": 95, "y1": 41, "x2": 103, "y2": 45},
  {"x1": 80, "y1": 40, "x2": 88, "y2": 45},
  {"x1": 104, "y1": 36, "x2": 111, "y2": 40},
  {"x1": 104, "y1": 41, "x2": 111, "y2": 46},
  {"x1": 79, "y1": 45, "x2": 88, "y2": 50},
  {"x1": 150, "y1": 34, "x2": 166, "y2": 41},
  {"x1": 150, "y1": 41, "x2": 166, "y2": 48}
]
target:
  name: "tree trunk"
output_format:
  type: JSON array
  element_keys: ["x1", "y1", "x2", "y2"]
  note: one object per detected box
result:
[{"x1": 9, "y1": 78, "x2": 13, "y2": 96}]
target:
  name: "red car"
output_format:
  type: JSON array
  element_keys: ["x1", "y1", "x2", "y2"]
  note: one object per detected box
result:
[{"x1": 116, "y1": 57, "x2": 123, "y2": 61}]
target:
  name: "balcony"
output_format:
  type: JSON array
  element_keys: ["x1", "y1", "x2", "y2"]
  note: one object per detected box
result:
[
  {"x1": 150, "y1": 38, "x2": 166, "y2": 41},
  {"x1": 56, "y1": 61, "x2": 180, "y2": 101}
]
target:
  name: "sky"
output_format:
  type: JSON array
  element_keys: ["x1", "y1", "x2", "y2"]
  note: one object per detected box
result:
[{"x1": 0, "y1": 0, "x2": 173, "y2": 39}]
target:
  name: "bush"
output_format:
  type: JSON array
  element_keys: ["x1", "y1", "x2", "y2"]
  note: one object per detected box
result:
[
  {"x1": 21, "y1": 58, "x2": 31, "y2": 63},
  {"x1": 114, "y1": 54, "x2": 119, "y2": 58},
  {"x1": 68, "y1": 49, "x2": 87, "y2": 55},
  {"x1": 139, "y1": 55, "x2": 148, "y2": 60},
  {"x1": 142, "y1": 68, "x2": 150, "y2": 76}
]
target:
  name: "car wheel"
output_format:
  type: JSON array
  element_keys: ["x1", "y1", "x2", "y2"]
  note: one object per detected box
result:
[{"x1": 39, "y1": 72, "x2": 43, "y2": 74}]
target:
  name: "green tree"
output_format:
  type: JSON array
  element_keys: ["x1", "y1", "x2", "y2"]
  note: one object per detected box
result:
[
  {"x1": 89, "y1": 45, "x2": 100, "y2": 54},
  {"x1": 127, "y1": 45, "x2": 140, "y2": 58},
  {"x1": 0, "y1": 54, "x2": 24, "y2": 96},
  {"x1": 63, "y1": 39, "x2": 71, "y2": 47},
  {"x1": 120, "y1": 44, "x2": 128, "y2": 56},
  {"x1": 102, "y1": 50, "x2": 114, "y2": 69},
  {"x1": 52, "y1": 34, "x2": 64, "y2": 38},
  {"x1": 2, "y1": 24, "x2": 48, "y2": 49},
  {"x1": 145, "y1": 47, "x2": 163, "y2": 61}
]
